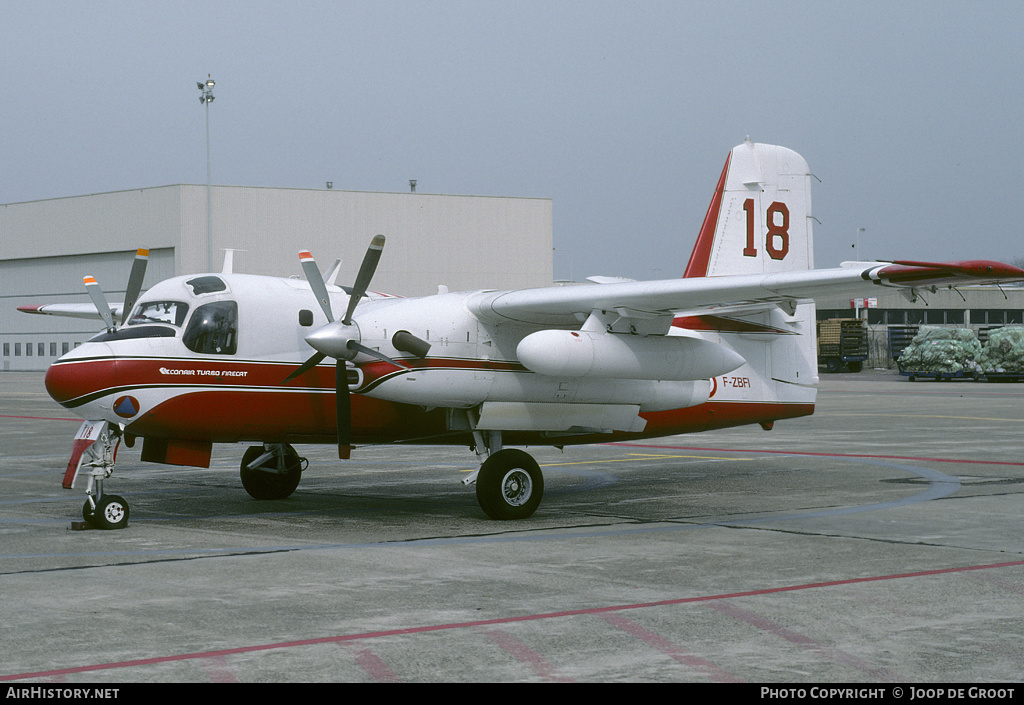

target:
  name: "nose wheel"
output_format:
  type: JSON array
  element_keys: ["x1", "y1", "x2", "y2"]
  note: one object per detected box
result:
[{"x1": 83, "y1": 492, "x2": 130, "y2": 530}]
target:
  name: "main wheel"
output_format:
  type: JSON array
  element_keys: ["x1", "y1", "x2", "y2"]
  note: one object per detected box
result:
[
  {"x1": 240, "y1": 445, "x2": 303, "y2": 500},
  {"x1": 85, "y1": 495, "x2": 130, "y2": 530},
  {"x1": 475, "y1": 449, "x2": 544, "y2": 520}
]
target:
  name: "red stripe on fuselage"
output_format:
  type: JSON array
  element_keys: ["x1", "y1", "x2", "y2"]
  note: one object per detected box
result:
[
  {"x1": 44, "y1": 356, "x2": 813, "y2": 446},
  {"x1": 44, "y1": 355, "x2": 529, "y2": 407}
]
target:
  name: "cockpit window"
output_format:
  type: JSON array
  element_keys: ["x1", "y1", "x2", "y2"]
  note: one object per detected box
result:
[
  {"x1": 186, "y1": 276, "x2": 227, "y2": 295},
  {"x1": 183, "y1": 301, "x2": 238, "y2": 355},
  {"x1": 127, "y1": 301, "x2": 189, "y2": 327}
]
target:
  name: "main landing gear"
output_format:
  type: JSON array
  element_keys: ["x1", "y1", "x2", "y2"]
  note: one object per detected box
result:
[
  {"x1": 238, "y1": 437, "x2": 543, "y2": 519},
  {"x1": 462, "y1": 427, "x2": 544, "y2": 520},
  {"x1": 240, "y1": 444, "x2": 307, "y2": 500},
  {"x1": 474, "y1": 449, "x2": 544, "y2": 520}
]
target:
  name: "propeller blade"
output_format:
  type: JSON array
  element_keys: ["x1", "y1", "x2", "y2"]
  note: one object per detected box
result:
[
  {"x1": 282, "y1": 351, "x2": 328, "y2": 383},
  {"x1": 336, "y1": 360, "x2": 352, "y2": 459},
  {"x1": 348, "y1": 341, "x2": 407, "y2": 368},
  {"x1": 122, "y1": 248, "x2": 149, "y2": 325},
  {"x1": 84, "y1": 276, "x2": 115, "y2": 331},
  {"x1": 299, "y1": 251, "x2": 334, "y2": 322},
  {"x1": 342, "y1": 234, "x2": 385, "y2": 325}
]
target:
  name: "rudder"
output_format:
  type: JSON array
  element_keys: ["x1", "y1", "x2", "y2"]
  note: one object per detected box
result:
[{"x1": 685, "y1": 140, "x2": 814, "y2": 278}]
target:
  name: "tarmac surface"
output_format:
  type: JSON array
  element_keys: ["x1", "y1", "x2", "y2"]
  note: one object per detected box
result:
[{"x1": 1, "y1": 369, "x2": 1022, "y2": 684}]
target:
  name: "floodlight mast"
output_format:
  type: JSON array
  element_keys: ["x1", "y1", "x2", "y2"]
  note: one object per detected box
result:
[{"x1": 198, "y1": 76, "x2": 215, "y2": 272}]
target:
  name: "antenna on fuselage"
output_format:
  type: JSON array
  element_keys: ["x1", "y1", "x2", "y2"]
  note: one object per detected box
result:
[
  {"x1": 325, "y1": 258, "x2": 343, "y2": 285},
  {"x1": 221, "y1": 249, "x2": 246, "y2": 274}
]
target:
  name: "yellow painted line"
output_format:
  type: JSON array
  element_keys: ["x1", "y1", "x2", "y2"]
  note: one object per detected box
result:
[
  {"x1": 820, "y1": 412, "x2": 1024, "y2": 423},
  {"x1": 540, "y1": 453, "x2": 749, "y2": 468}
]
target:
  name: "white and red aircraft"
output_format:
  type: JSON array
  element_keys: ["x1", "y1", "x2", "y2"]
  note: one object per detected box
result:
[{"x1": 21, "y1": 141, "x2": 1024, "y2": 529}]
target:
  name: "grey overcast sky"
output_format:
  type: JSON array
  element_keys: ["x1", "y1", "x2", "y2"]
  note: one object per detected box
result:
[{"x1": 3, "y1": 0, "x2": 1022, "y2": 283}]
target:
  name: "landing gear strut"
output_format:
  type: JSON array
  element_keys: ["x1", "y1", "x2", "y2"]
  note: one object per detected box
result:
[{"x1": 240, "y1": 444, "x2": 305, "y2": 500}]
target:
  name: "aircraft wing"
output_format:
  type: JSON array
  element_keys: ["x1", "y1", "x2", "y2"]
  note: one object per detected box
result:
[
  {"x1": 468, "y1": 260, "x2": 1024, "y2": 328},
  {"x1": 18, "y1": 302, "x2": 125, "y2": 322}
]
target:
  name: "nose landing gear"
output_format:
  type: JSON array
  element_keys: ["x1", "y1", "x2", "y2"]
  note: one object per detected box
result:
[{"x1": 66, "y1": 420, "x2": 131, "y2": 530}]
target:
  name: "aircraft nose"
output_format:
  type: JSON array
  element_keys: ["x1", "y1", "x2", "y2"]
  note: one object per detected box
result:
[{"x1": 44, "y1": 343, "x2": 117, "y2": 408}]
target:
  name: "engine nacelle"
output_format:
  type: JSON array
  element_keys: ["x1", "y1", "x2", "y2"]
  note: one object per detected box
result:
[{"x1": 516, "y1": 329, "x2": 745, "y2": 381}]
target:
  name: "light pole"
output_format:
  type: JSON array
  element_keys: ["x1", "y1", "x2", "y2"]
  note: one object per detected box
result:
[
  {"x1": 553, "y1": 247, "x2": 574, "y2": 283},
  {"x1": 854, "y1": 227, "x2": 866, "y2": 318},
  {"x1": 198, "y1": 75, "x2": 215, "y2": 271}
]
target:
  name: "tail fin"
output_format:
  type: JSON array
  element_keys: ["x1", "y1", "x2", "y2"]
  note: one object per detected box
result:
[{"x1": 685, "y1": 140, "x2": 814, "y2": 278}]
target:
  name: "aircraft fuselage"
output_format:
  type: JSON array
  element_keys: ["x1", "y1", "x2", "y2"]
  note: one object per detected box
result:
[{"x1": 43, "y1": 271, "x2": 814, "y2": 463}]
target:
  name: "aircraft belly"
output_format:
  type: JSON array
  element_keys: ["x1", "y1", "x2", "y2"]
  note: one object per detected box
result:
[{"x1": 125, "y1": 387, "x2": 446, "y2": 444}]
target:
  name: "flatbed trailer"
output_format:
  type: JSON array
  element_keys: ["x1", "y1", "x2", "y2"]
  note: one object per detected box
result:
[{"x1": 899, "y1": 370, "x2": 977, "y2": 382}]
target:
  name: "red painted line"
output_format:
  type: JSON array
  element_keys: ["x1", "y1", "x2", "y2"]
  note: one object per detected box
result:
[
  {"x1": 708, "y1": 601, "x2": 902, "y2": 682},
  {"x1": 607, "y1": 442, "x2": 1024, "y2": 468},
  {"x1": 343, "y1": 645, "x2": 401, "y2": 683},
  {"x1": 600, "y1": 614, "x2": 744, "y2": 682},
  {"x1": 2, "y1": 559, "x2": 1021, "y2": 682},
  {"x1": 200, "y1": 655, "x2": 239, "y2": 683},
  {"x1": 480, "y1": 628, "x2": 574, "y2": 682},
  {"x1": 0, "y1": 415, "x2": 80, "y2": 422}
]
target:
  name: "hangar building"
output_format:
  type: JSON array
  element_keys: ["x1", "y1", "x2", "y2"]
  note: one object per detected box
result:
[{"x1": 2, "y1": 185, "x2": 553, "y2": 371}]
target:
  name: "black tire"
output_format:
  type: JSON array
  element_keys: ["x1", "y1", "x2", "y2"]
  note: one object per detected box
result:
[
  {"x1": 240, "y1": 445, "x2": 303, "y2": 500},
  {"x1": 847, "y1": 360, "x2": 863, "y2": 373},
  {"x1": 475, "y1": 449, "x2": 543, "y2": 520},
  {"x1": 87, "y1": 495, "x2": 130, "y2": 530}
]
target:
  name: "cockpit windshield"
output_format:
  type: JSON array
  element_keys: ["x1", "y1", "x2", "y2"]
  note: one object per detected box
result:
[
  {"x1": 127, "y1": 301, "x2": 189, "y2": 327},
  {"x1": 183, "y1": 301, "x2": 238, "y2": 355}
]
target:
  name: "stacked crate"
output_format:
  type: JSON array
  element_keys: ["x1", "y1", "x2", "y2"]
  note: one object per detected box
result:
[{"x1": 817, "y1": 319, "x2": 868, "y2": 372}]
